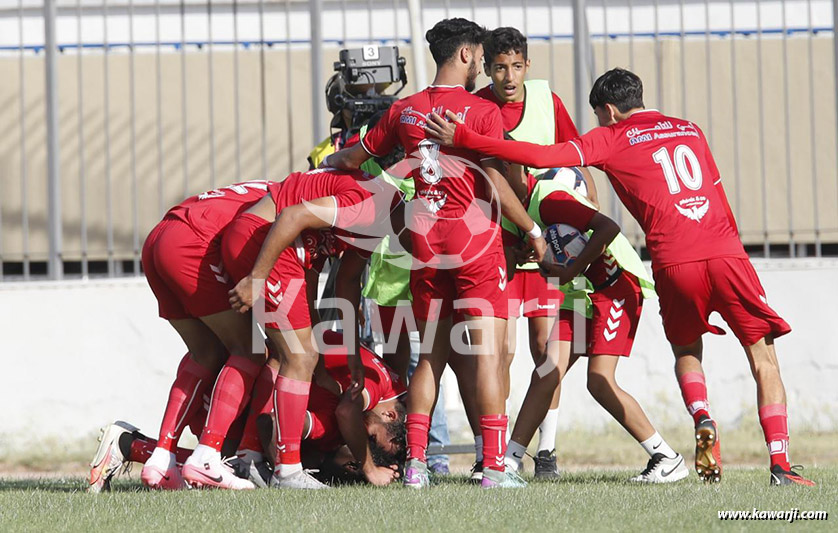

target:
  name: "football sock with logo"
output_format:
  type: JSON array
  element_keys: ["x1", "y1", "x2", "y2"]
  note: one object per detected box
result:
[
  {"x1": 758, "y1": 404, "x2": 791, "y2": 471},
  {"x1": 480, "y1": 414, "x2": 508, "y2": 472},
  {"x1": 505, "y1": 440, "x2": 527, "y2": 471},
  {"x1": 537, "y1": 408, "x2": 560, "y2": 453},
  {"x1": 677, "y1": 371, "x2": 711, "y2": 424},
  {"x1": 406, "y1": 414, "x2": 431, "y2": 462},
  {"x1": 274, "y1": 375, "x2": 311, "y2": 473},
  {"x1": 639, "y1": 432, "x2": 677, "y2": 459},
  {"x1": 157, "y1": 354, "x2": 215, "y2": 452},
  {"x1": 199, "y1": 355, "x2": 263, "y2": 451},
  {"x1": 239, "y1": 365, "x2": 278, "y2": 453}
]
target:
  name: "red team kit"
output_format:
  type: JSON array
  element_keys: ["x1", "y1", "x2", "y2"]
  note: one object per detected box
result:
[{"x1": 89, "y1": 19, "x2": 814, "y2": 493}]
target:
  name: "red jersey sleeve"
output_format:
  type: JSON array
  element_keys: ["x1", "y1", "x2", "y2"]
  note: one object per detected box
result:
[
  {"x1": 552, "y1": 93, "x2": 579, "y2": 143},
  {"x1": 454, "y1": 125, "x2": 584, "y2": 169},
  {"x1": 571, "y1": 126, "x2": 617, "y2": 169},
  {"x1": 360, "y1": 103, "x2": 399, "y2": 157},
  {"x1": 538, "y1": 190, "x2": 597, "y2": 230}
]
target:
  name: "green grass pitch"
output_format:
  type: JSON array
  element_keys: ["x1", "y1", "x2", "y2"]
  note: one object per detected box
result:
[{"x1": 1, "y1": 467, "x2": 835, "y2": 532}]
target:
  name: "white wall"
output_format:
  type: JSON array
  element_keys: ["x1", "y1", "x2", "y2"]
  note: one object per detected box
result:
[{"x1": 1, "y1": 258, "x2": 836, "y2": 453}]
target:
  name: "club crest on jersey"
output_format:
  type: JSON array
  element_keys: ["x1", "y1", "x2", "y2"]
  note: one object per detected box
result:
[
  {"x1": 419, "y1": 189, "x2": 447, "y2": 214},
  {"x1": 675, "y1": 196, "x2": 710, "y2": 222}
]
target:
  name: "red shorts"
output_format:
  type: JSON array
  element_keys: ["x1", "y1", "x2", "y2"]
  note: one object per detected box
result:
[
  {"x1": 654, "y1": 256, "x2": 791, "y2": 346},
  {"x1": 370, "y1": 302, "x2": 417, "y2": 338},
  {"x1": 507, "y1": 269, "x2": 563, "y2": 319},
  {"x1": 552, "y1": 274, "x2": 642, "y2": 357},
  {"x1": 410, "y1": 239, "x2": 509, "y2": 322},
  {"x1": 221, "y1": 213, "x2": 311, "y2": 331},
  {"x1": 141, "y1": 216, "x2": 232, "y2": 320}
]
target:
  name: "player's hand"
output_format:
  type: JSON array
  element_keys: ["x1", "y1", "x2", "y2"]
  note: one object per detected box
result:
[
  {"x1": 363, "y1": 464, "x2": 400, "y2": 487},
  {"x1": 229, "y1": 275, "x2": 255, "y2": 313},
  {"x1": 539, "y1": 262, "x2": 574, "y2": 286},
  {"x1": 347, "y1": 352, "x2": 365, "y2": 399},
  {"x1": 423, "y1": 111, "x2": 461, "y2": 146},
  {"x1": 528, "y1": 235, "x2": 547, "y2": 263}
]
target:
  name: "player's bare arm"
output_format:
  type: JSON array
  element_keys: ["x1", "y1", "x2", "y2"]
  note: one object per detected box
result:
[
  {"x1": 334, "y1": 391, "x2": 400, "y2": 487},
  {"x1": 321, "y1": 143, "x2": 370, "y2": 170},
  {"x1": 578, "y1": 167, "x2": 600, "y2": 208},
  {"x1": 481, "y1": 158, "x2": 547, "y2": 262},
  {"x1": 334, "y1": 250, "x2": 368, "y2": 394},
  {"x1": 540, "y1": 212, "x2": 620, "y2": 285},
  {"x1": 228, "y1": 197, "x2": 337, "y2": 312},
  {"x1": 425, "y1": 110, "x2": 583, "y2": 170}
]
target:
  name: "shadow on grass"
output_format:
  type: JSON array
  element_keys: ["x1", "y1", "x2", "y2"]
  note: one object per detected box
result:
[{"x1": 0, "y1": 478, "x2": 147, "y2": 493}]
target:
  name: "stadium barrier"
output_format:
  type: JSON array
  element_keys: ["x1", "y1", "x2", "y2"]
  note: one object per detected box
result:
[{"x1": 2, "y1": 258, "x2": 836, "y2": 453}]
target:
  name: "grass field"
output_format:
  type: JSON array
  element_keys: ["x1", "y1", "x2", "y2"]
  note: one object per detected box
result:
[
  {"x1": 0, "y1": 467, "x2": 835, "y2": 532},
  {"x1": 2, "y1": 428, "x2": 835, "y2": 532}
]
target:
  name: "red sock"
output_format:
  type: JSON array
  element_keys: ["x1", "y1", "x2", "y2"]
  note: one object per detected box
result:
[
  {"x1": 406, "y1": 414, "x2": 431, "y2": 462},
  {"x1": 199, "y1": 355, "x2": 262, "y2": 450},
  {"x1": 157, "y1": 354, "x2": 215, "y2": 451},
  {"x1": 678, "y1": 372, "x2": 711, "y2": 424},
  {"x1": 759, "y1": 404, "x2": 790, "y2": 471},
  {"x1": 274, "y1": 375, "x2": 311, "y2": 465},
  {"x1": 128, "y1": 436, "x2": 193, "y2": 466},
  {"x1": 480, "y1": 415, "x2": 508, "y2": 472},
  {"x1": 239, "y1": 365, "x2": 278, "y2": 452},
  {"x1": 129, "y1": 437, "x2": 154, "y2": 463}
]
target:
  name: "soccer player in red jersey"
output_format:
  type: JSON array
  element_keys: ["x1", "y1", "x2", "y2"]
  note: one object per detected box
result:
[
  {"x1": 425, "y1": 67, "x2": 815, "y2": 486},
  {"x1": 324, "y1": 18, "x2": 546, "y2": 488},
  {"x1": 87, "y1": 181, "x2": 273, "y2": 492},
  {"x1": 500, "y1": 175, "x2": 686, "y2": 483},
  {"x1": 474, "y1": 27, "x2": 599, "y2": 478},
  {"x1": 222, "y1": 167, "x2": 403, "y2": 489}
]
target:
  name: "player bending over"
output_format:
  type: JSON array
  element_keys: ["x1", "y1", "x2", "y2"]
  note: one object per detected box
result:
[{"x1": 424, "y1": 68, "x2": 814, "y2": 486}]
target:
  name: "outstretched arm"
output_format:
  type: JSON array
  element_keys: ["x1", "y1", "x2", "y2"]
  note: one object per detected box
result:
[
  {"x1": 425, "y1": 111, "x2": 584, "y2": 170},
  {"x1": 322, "y1": 143, "x2": 371, "y2": 170},
  {"x1": 334, "y1": 250, "x2": 368, "y2": 395},
  {"x1": 229, "y1": 197, "x2": 336, "y2": 312}
]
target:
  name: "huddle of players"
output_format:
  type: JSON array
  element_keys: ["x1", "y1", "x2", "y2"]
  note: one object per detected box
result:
[{"x1": 89, "y1": 18, "x2": 814, "y2": 491}]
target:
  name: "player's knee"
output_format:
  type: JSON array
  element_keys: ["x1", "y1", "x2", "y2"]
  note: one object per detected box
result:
[{"x1": 586, "y1": 371, "x2": 614, "y2": 400}]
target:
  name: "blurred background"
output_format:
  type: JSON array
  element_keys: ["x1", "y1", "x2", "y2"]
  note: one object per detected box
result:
[{"x1": 1, "y1": 0, "x2": 836, "y2": 470}]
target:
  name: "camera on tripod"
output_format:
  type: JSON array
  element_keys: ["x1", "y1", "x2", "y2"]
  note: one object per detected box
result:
[{"x1": 326, "y1": 45, "x2": 408, "y2": 130}]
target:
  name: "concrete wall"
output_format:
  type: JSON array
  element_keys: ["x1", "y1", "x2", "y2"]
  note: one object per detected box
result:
[
  {"x1": 1, "y1": 34, "x2": 836, "y2": 263},
  {"x1": 1, "y1": 259, "x2": 836, "y2": 453}
]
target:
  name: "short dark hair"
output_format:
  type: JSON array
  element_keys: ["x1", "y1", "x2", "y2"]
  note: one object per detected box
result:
[
  {"x1": 483, "y1": 27, "x2": 528, "y2": 66},
  {"x1": 589, "y1": 68, "x2": 645, "y2": 113},
  {"x1": 425, "y1": 18, "x2": 487, "y2": 66}
]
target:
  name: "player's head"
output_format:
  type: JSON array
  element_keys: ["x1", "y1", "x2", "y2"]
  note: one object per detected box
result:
[
  {"x1": 589, "y1": 68, "x2": 645, "y2": 126},
  {"x1": 425, "y1": 18, "x2": 487, "y2": 92},
  {"x1": 364, "y1": 398, "x2": 406, "y2": 460},
  {"x1": 483, "y1": 27, "x2": 530, "y2": 103}
]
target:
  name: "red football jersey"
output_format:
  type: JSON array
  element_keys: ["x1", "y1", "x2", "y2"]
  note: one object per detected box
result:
[
  {"x1": 267, "y1": 168, "x2": 399, "y2": 269},
  {"x1": 454, "y1": 109, "x2": 745, "y2": 268},
  {"x1": 361, "y1": 85, "x2": 504, "y2": 217},
  {"x1": 474, "y1": 85, "x2": 579, "y2": 142},
  {"x1": 305, "y1": 331, "x2": 406, "y2": 452},
  {"x1": 166, "y1": 181, "x2": 271, "y2": 242}
]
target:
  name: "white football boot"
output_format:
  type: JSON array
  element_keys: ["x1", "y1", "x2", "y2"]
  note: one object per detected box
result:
[
  {"x1": 630, "y1": 453, "x2": 689, "y2": 483},
  {"x1": 88, "y1": 421, "x2": 139, "y2": 493}
]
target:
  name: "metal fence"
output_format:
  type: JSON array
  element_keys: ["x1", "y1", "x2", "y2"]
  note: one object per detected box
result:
[{"x1": 0, "y1": 0, "x2": 836, "y2": 280}]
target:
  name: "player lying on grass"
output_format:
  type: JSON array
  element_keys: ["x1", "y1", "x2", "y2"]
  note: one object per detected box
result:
[
  {"x1": 499, "y1": 173, "x2": 687, "y2": 483},
  {"x1": 87, "y1": 181, "x2": 276, "y2": 493},
  {"x1": 424, "y1": 67, "x2": 814, "y2": 486},
  {"x1": 88, "y1": 333, "x2": 407, "y2": 490},
  {"x1": 220, "y1": 167, "x2": 405, "y2": 489},
  {"x1": 234, "y1": 330, "x2": 406, "y2": 488}
]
